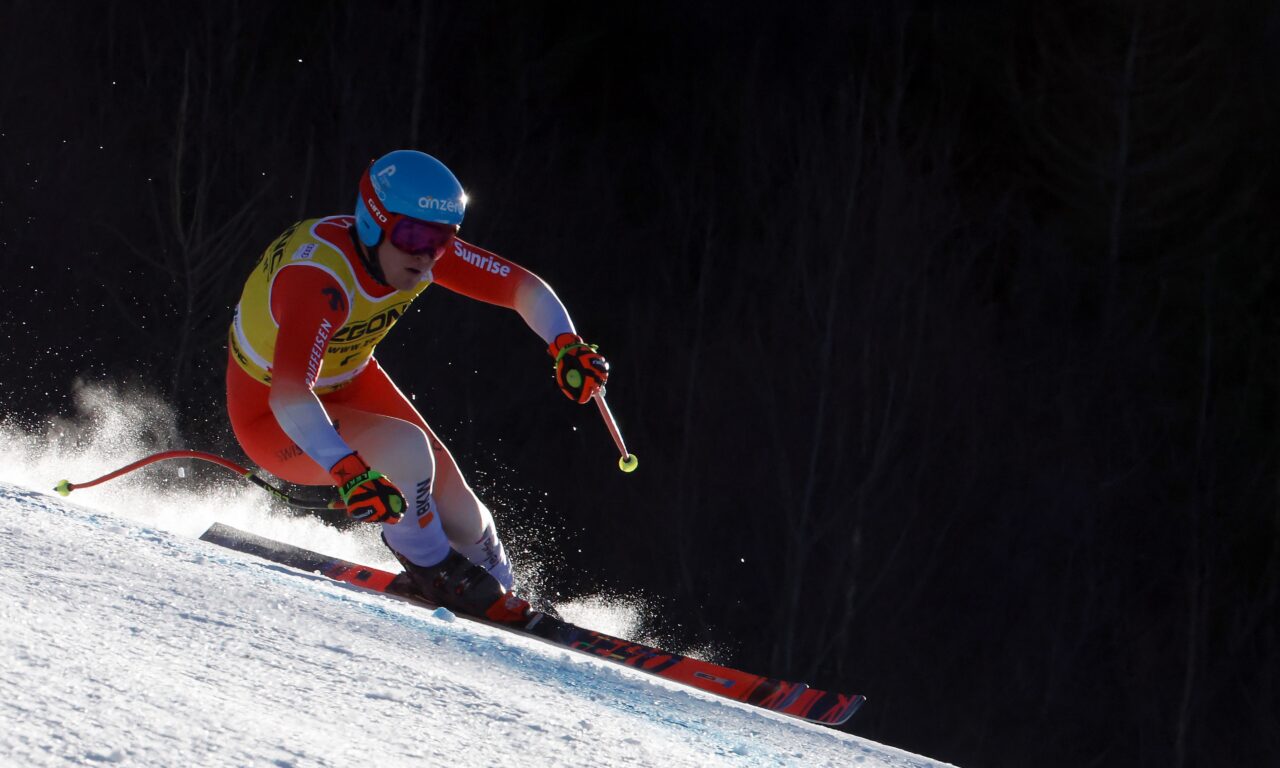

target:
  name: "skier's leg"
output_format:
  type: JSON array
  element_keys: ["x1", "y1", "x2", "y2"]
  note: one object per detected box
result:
[
  {"x1": 323, "y1": 405, "x2": 450, "y2": 569},
  {"x1": 323, "y1": 360, "x2": 515, "y2": 590},
  {"x1": 306, "y1": 404, "x2": 526, "y2": 621},
  {"x1": 229, "y1": 355, "x2": 450, "y2": 565},
  {"x1": 427, "y1": 431, "x2": 514, "y2": 591},
  {"x1": 228, "y1": 358, "x2": 525, "y2": 618}
]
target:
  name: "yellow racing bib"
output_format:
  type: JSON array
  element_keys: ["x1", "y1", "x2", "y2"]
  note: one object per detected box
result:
[{"x1": 229, "y1": 216, "x2": 430, "y2": 392}]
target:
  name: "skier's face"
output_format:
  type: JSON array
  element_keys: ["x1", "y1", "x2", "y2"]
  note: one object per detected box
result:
[
  {"x1": 376, "y1": 237, "x2": 445, "y2": 291},
  {"x1": 375, "y1": 218, "x2": 455, "y2": 291}
]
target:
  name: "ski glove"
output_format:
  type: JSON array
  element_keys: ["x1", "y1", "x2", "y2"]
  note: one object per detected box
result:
[
  {"x1": 329, "y1": 452, "x2": 405, "y2": 524},
  {"x1": 549, "y1": 332, "x2": 610, "y2": 404}
]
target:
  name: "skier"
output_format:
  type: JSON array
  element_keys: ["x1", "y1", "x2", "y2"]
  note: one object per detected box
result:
[{"x1": 225, "y1": 149, "x2": 609, "y2": 622}]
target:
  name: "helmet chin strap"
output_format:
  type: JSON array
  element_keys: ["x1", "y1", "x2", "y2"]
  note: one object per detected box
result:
[{"x1": 348, "y1": 224, "x2": 391, "y2": 287}]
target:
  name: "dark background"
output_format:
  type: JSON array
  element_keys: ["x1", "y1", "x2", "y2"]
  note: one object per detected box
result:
[{"x1": 2, "y1": 1, "x2": 1277, "y2": 765}]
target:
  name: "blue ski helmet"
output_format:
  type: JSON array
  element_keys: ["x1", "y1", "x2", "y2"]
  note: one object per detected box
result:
[{"x1": 355, "y1": 150, "x2": 467, "y2": 248}]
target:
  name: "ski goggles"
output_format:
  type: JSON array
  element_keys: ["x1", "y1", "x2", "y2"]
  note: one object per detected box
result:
[{"x1": 388, "y1": 217, "x2": 456, "y2": 257}]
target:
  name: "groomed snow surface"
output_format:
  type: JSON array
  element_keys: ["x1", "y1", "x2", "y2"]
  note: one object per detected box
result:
[
  {"x1": 0, "y1": 483, "x2": 953, "y2": 768},
  {"x1": 0, "y1": 389, "x2": 948, "y2": 766}
]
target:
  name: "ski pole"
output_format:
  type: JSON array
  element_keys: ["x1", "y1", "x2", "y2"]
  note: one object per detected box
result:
[
  {"x1": 594, "y1": 391, "x2": 638, "y2": 473},
  {"x1": 54, "y1": 450, "x2": 340, "y2": 510}
]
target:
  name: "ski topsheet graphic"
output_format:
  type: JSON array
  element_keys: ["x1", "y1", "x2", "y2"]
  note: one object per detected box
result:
[{"x1": 199, "y1": 523, "x2": 865, "y2": 726}]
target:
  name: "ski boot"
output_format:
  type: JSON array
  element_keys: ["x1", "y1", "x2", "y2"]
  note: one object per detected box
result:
[{"x1": 397, "y1": 548, "x2": 531, "y2": 624}]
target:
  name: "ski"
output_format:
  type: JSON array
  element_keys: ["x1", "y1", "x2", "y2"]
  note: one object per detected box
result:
[{"x1": 199, "y1": 522, "x2": 866, "y2": 726}]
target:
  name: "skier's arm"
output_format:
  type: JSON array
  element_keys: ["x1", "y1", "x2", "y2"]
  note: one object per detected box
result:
[
  {"x1": 433, "y1": 239, "x2": 609, "y2": 402},
  {"x1": 431, "y1": 240, "x2": 574, "y2": 344},
  {"x1": 267, "y1": 265, "x2": 354, "y2": 470}
]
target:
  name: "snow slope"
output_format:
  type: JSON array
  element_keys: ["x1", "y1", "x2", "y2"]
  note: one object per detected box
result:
[{"x1": 0, "y1": 480, "x2": 951, "y2": 767}]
